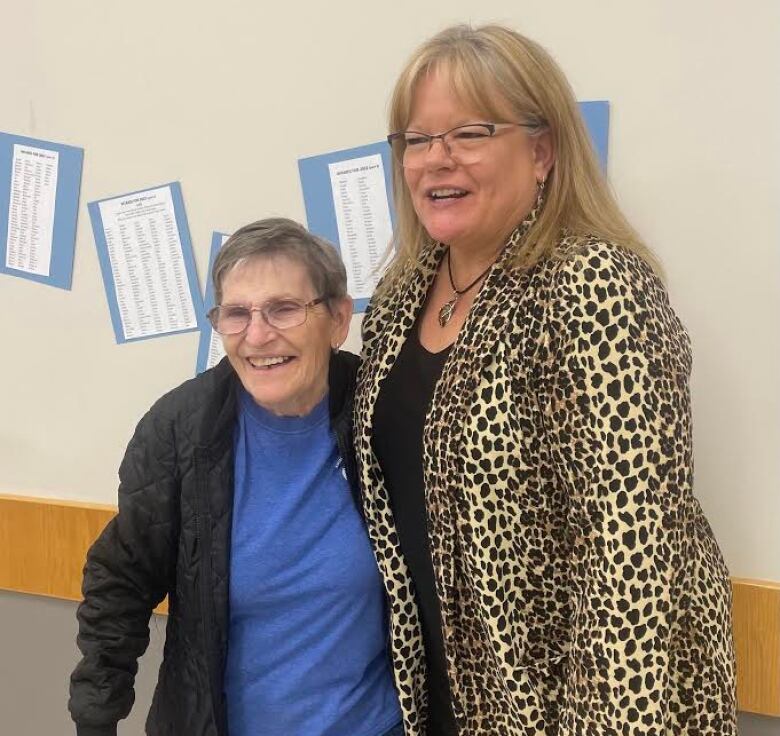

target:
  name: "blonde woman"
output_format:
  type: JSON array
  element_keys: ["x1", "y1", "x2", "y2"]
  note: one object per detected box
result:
[{"x1": 355, "y1": 24, "x2": 736, "y2": 735}]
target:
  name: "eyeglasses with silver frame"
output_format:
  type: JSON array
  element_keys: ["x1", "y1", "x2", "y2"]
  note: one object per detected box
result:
[
  {"x1": 208, "y1": 296, "x2": 327, "y2": 335},
  {"x1": 387, "y1": 122, "x2": 542, "y2": 169}
]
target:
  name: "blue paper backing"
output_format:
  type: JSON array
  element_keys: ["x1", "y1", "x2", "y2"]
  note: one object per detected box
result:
[
  {"x1": 0, "y1": 132, "x2": 84, "y2": 290},
  {"x1": 579, "y1": 100, "x2": 610, "y2": 171},
  {"x1": 298, "y1": 141, "x2": 395, "y2": 313},
  {"x1": 196, "y1": 231, "x2": 230, "y2": 374},
  {"x1": 88, "y1": 181, "x2": 205, "y2": 344}
]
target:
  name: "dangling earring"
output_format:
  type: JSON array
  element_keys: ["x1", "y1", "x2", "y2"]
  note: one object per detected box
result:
[
  {"x1": 332, "y1": 342, "x2": 340, "y2": 354},
  {"x1": 534, "y1": 176, "x2": 546, "y2": 212}
]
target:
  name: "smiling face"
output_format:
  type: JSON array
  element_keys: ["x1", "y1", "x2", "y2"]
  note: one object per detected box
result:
[
  {"x1": 219, "y1": 255, "x2": 351, "y2": 416},
  {"x1": 403, "y1": 67, "x2": 553, "y2": 257}
]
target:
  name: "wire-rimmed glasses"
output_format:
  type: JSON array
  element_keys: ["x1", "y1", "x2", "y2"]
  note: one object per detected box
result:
[
  {"x1": 208, "y1": 297, "x2": 327, "y2": 335},
  {"x1": 387, "y1": 122, "x2": 542, "y2": 169}
]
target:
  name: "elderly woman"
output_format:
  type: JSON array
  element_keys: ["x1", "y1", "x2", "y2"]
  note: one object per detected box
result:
[
  {"x1": 69, "y1": 218, "x2": 402, "y2": 736},
  {"x1": 355, "y1": 24, "x2": 737, "y2": 736}
]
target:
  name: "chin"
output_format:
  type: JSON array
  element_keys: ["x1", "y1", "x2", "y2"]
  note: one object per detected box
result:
[
  {"x1": 428, "y1": 227, "x2": 472, "y2": 249},
  {"x1": 421, "y1": 220, "x2": 463, "y2": 246},
  {"x1": 244, "y1": 379, "x2": 288, "y2": 409},
  {"x1": 420, "y1": 214, "x2": 473, "y2": 246}
]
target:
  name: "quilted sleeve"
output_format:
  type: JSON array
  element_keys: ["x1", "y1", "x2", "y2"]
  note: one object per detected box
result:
[
  {"x1": 536, "y1": 242, "x2": 693, "y2": 734},
  {"x1": 68, "y1": 403, "x2": 180, "y2": 736}
]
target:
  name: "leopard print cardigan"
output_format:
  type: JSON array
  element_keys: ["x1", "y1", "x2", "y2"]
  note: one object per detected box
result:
[{"x1": 354, "y1": 214, "x2": 737, "y2": 735}]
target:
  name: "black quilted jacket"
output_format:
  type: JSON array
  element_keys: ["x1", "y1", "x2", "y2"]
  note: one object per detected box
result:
[{"x1": 69, "y1": 352, "x2": 361, "y2": 736}]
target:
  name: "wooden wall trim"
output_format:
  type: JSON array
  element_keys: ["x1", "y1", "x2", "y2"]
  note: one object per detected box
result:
[
  {"x1": 0, "y1": 494, "x2": 167, "y2": 614},
  {"x1": 733, "y1": 577, "x2": 780, "y2": 716},
  {"x1": 0, "y1": 494, "x2": 777, "y2": 716}
]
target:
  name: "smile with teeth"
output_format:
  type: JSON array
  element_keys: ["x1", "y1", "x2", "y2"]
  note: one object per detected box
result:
[
  {"x1": 429, "y1": 188, "x2": 468, "y2": 200},
  {"x1": 247, "y1": 356, "x2": 294, "y2": 369}
]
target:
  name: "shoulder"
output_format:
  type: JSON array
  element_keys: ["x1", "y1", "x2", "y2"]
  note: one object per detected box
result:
[
  {"x1": 329, "y1": 349, "x2": 360, "y2": 419},
  {"x1": 540, "y1": 236, "x2": 660, "y2": 296},
  {"x1": 136, "y1": 358, "x2": 236, "y2": 445},
  {"x1": 332, "y1": 347, "x2": 360, "y2": 376},
  {"x1": 530, "y1": 237, "x2": 666, "y2": 317},
  {"x1": 153, "y1": 357, "x2": 232, "y2": 416},
  {"x1": 527, "y1": 237, "x2": 690, "y2": 368}
]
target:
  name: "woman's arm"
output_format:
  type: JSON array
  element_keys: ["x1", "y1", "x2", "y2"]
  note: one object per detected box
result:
[
  {"x1": 68, "y1": 404, "x2": 180, "y2": 736},
  {"x1": 538, "y1": 241, "x2": 695, "y2": 734}
]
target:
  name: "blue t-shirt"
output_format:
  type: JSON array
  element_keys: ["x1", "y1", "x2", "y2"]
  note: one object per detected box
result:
[{"x1": 225, "y1": 389, "x2": 401, "y2": 736}]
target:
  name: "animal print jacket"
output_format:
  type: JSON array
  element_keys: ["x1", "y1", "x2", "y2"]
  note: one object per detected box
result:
[{"x1": 354, "y1": 213, "x2": 737, "y2": 735}]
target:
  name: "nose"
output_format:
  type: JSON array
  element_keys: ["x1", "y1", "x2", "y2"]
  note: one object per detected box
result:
[
  {"x1": 243, "y1": 310, "x2": 277, "y2": 345},
  {"x1": 423, "y1": 136, "x2": 456, "y2": 170}
]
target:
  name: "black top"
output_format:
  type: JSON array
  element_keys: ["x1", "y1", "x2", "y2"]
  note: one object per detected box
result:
[{"x1": 372, "y1": 326, "x2": 458, "y2": 736}]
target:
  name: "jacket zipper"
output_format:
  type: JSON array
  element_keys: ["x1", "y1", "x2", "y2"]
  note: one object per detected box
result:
[{"x1": 193, "y1": 449, "x2": 223, "y2": 735}]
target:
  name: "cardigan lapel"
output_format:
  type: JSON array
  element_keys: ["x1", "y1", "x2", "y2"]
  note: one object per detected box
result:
[
  {"x1": 354, "y1": 241, "x2": 446, "y2": 733},
  {"x1": 356, "y1": 240, "x2": 446, "y2": 454},
  {"x1": 355, "y1": 205, "x2": 541, "y2": 733}
]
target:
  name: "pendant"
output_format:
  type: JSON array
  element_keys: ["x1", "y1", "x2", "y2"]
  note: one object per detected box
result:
[{"x1": 438, "y1": 295, "x2": 458, "y2": 327}]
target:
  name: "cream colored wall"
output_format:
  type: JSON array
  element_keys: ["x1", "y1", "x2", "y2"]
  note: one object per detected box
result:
[{"x1": 1, "y1": 0, "x2": 778, "y2": 592}]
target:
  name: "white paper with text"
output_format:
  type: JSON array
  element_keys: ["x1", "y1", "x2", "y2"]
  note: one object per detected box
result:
[
  {"x1": 328, "y1": 154, "x2": 392, "y2": 300},
  {"x1": 98, "y1": 186, "x2": 197, "y2": 340},
  {"x1": 6, "y1": 145, "x2": 59, "y2": 276}
]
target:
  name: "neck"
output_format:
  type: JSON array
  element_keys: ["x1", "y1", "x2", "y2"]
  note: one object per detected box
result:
[
  {"x1": 445, "y1": 203, "x2": 537, "y2": 285},
  {"x1": 259, "y1": 381, "x2": 328, "y2": 418},
  {"x1": 446, "y1": 240, "x2": 503, "y2": 289}
]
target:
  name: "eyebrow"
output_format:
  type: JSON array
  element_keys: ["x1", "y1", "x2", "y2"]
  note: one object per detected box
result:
[
  {"x1": 405, "y1": 113, "x2": 487, "y2": 128},
  {"x1": 220, "y1": 295, "x2": 306, "y2": 306}
]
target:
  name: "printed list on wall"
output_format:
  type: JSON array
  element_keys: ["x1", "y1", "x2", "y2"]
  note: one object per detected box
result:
[
  {"x1": 88, "y1": 182, "x2": 204, "y2": 344},
  {"x1": 0, "y1": 131, "x2": 84, "y2": 290}
]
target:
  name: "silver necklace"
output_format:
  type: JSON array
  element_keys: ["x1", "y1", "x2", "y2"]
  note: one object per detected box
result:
[{"x1": 438, "y1": 248, "x2": 494, "y2": 327}]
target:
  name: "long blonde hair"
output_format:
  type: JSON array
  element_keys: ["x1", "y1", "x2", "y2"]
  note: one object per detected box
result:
[{"x1": 380, "y1": 24, "x2": 658, "y2": 293}]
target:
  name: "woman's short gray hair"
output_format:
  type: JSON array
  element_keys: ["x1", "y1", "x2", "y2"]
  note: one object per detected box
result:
[{"x1": 212, "y1": 218, "x2": 348, "y2": 307}]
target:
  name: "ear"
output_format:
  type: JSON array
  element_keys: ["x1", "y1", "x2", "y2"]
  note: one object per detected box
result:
[
  {"x1": 531, "y1": 129, "x2": 555, "y2": 182},
  {"x1": 329, "y1": 296, "x2": 353, "y2": 349}
]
